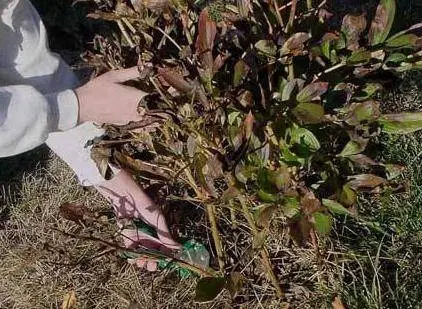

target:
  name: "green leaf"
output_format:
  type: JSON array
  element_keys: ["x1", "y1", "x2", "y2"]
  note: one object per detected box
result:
[
  {"x1": 345, "y1": 101, "x2": 381, "y2": 125},
  {"x1": 257, "y1": 167, "x2": 289, "y2": 193},
  {"x1": 289, "y1": 125, "x2": 321, "y2": 152},
  {"x1": 228, "y1": 111, "x2": 241, "y2": 125},
  {"x1": 387, "y1": 22, "x2": 422, "y2": 42},
  {"x1": 282, "y1": 197, "x2": 301, "y2": 218},
  {"x1": 282, "y1": 79, "x2": 299, "y2": 101},
  {"x1": 312, "y1": 212, "x2": 333, "y2": 236},
  {"x1": 235, "y1": 165, "x2": 258, "y2": 184},
  {"x1": 385, "y1": 53, "x2": 407, "y2": 63},
  {"x1": 338, "y1": 140, "x2": 367, "y2": 157},
  {"x1": 368, "y1": 0, "x2": 396, "y2": 45},
  {"x1": 296, "y1": 82, "x2": 329, "y2": 102},
  {"x1": 293, "y1": 103, "x2": 325, "y2": 124},
  {"x1": 347, "y1": 49, "x2": 372, "y2": 65},
  {"x1": 355, "y1": 83, "x2": 383, "y2": 101},
  {"x1": 194, "y1": 277, "x2": 226, "y2": 302},
  {"x1": 233, "y1": 60, "x2": 250, "y2": 86},
  {"x1": 379, "y1": 112, "x2": 422, "y2": 134},
  {"x1": 339, "y1": 184, "x2": 357, "y2": 207},
  {"x1": 322, "y1": 199, "x2": 353, "y2": 216},
  {"x1": 255, "y1": 40, "x2": 277, "y2": 56},
  {"x1": 257, "y1": 189, "x2": 280, "y2": 203},
  {"x1": 386, "y1": 34, "x2": 420, "y2": 49}
]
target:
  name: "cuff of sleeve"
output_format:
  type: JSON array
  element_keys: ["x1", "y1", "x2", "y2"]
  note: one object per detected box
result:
[{"x1": 45, "y1": 89, "x2": 79, "y2": 131}]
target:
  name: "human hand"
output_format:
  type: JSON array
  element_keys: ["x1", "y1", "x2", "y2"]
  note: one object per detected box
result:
[
  {"x1": 75, "y1": 67, "x2": 146, "y2": 125},
  {"x1": 122, "y1": 228, "x2": 175, "y2": 272},
  {"x1": 96, "y1": 170, "x2": 181, "y2": 271}
]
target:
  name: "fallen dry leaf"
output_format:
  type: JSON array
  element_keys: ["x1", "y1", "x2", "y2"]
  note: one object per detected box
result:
[{"x1": 61, "y1": 290, "x2": 77, "y2": 309}]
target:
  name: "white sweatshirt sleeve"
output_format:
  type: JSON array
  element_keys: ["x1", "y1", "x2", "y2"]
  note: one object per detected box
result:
[{"x1": 0, "y1": 0, "x2": 79, "y2": 157}]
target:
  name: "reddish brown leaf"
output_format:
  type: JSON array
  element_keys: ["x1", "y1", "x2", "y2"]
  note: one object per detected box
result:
[
  {"x1": 332, "y1": 296, "x2": 346, "y2": 309},
  {"x1": 59, "y1": 203, "x2": 94, "y2": 223},
  {"x1": 243, "y1": 111, "x2": 255, "y2": 140},
  {"x1": 281, "y1": 32, "x2": 311, "y2": 56},
  {"x1": 288, "y1": 216, "x2": 312, "y2": 246},
  {"x1": 158, "y1": 68, "x2": 194, "y2": 93},
  {"x1": 296, "y1": 82, "x2": 329, "y2": 102},
  {"x1": 349, "y1": 154, "x2": 378, "y2": 167},
  {"x1": 237, "y1": 90, "x2": 253, "y2": 107},
  {"x1": 341, "y1": 14, "x2": 367, "y2": 50},
  {"x1": 301, "y1": 191, "x2": 323, "y2": 215},
  {"x1": 196, "y1": 9, "x2": 217, "y2": 71}
]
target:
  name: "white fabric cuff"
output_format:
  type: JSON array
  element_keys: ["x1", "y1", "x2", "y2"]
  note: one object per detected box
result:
[{"x1": 45, "y1": 89, "x2": 79, "y2": 131}]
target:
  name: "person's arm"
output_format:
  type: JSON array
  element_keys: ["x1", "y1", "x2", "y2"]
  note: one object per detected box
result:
[
  {"x1": 0, "y1": 0, "x2": 146, "y2": 158},
  {"x1": 0, "y1": 85, "x2": 78, "y2": 157},
  {"x1": 0, "y1": 0, "x2": 79, "y2": 157}
]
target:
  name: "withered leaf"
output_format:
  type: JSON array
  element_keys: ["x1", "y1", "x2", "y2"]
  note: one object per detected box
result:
[
  {"x1": 226, "y1": 272, "x2": 245, "y2": 297},
  {"x1": 132, "y1": 0, "x2": 170, "y2": 11},
  {"x1": 332, "y1": 296, "x2": 346, "y2": 309},
  {"x1": 59, "y1": 203, "x2": 94, "y2": 223},
  {"x1": 91, "y1": 146, "x2": 112, "y2": 180},
  {"x1": 341, "y1": 14, "x2": 367, "y2": 51},
  {"x1": 255, "y1": 40, "x2": 277, "y2": 56},
  {"x1": 347, "y1": 174, "x2": 386, "y2": 190},
  {"x1": 288, "y1": 216, "x2": 312, "y2": 246},
  {"x1": 61, "y1": 290, "x2": 77, "y2": 309},
  {"x1": 255, "y1": 205, "x2": 277, "y2": 229},
  {"x1": 252, "y1": 230, "x2": 267, "y2": 249},
  {"x1": 114, "y1": 151, "x2": 172, "y2": 180},
  {"x1": 301, "y1": 191, "x2": 323, "y2": 215},
  {"x1": 349, "y1": 154, "x2": 378, "y2": 168}
]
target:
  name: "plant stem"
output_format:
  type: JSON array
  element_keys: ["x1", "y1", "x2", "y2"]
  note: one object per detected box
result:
[
  {"x1": 117, "y1": 20, "x2": 135, "y2": 48},
  {"x1": 285, "y1": 0, "x2": 297, "y2": 33},
  {"x1": 317, "y1": 60, "x2": 347, "y2": 78},
  {"x1": 206, "y1": 204, "x2": 225, "y2": 272},
  {"x1": 273, "y1": 0, "x2": 284, "y2": 27},
  {"x1": 306, "y1": 0, "x2": 312, "y2": 10},
  {"x1": 239, "y1": 198, "x2": 284, "y2": 298},
  {"x1": 53, "y1": 228, "x2": 216, "y2": 277}
]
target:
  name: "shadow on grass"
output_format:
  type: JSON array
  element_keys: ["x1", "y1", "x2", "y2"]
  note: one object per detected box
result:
[{"x1": 0, "y1": 146, "x2": 50, "y2": 225}]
